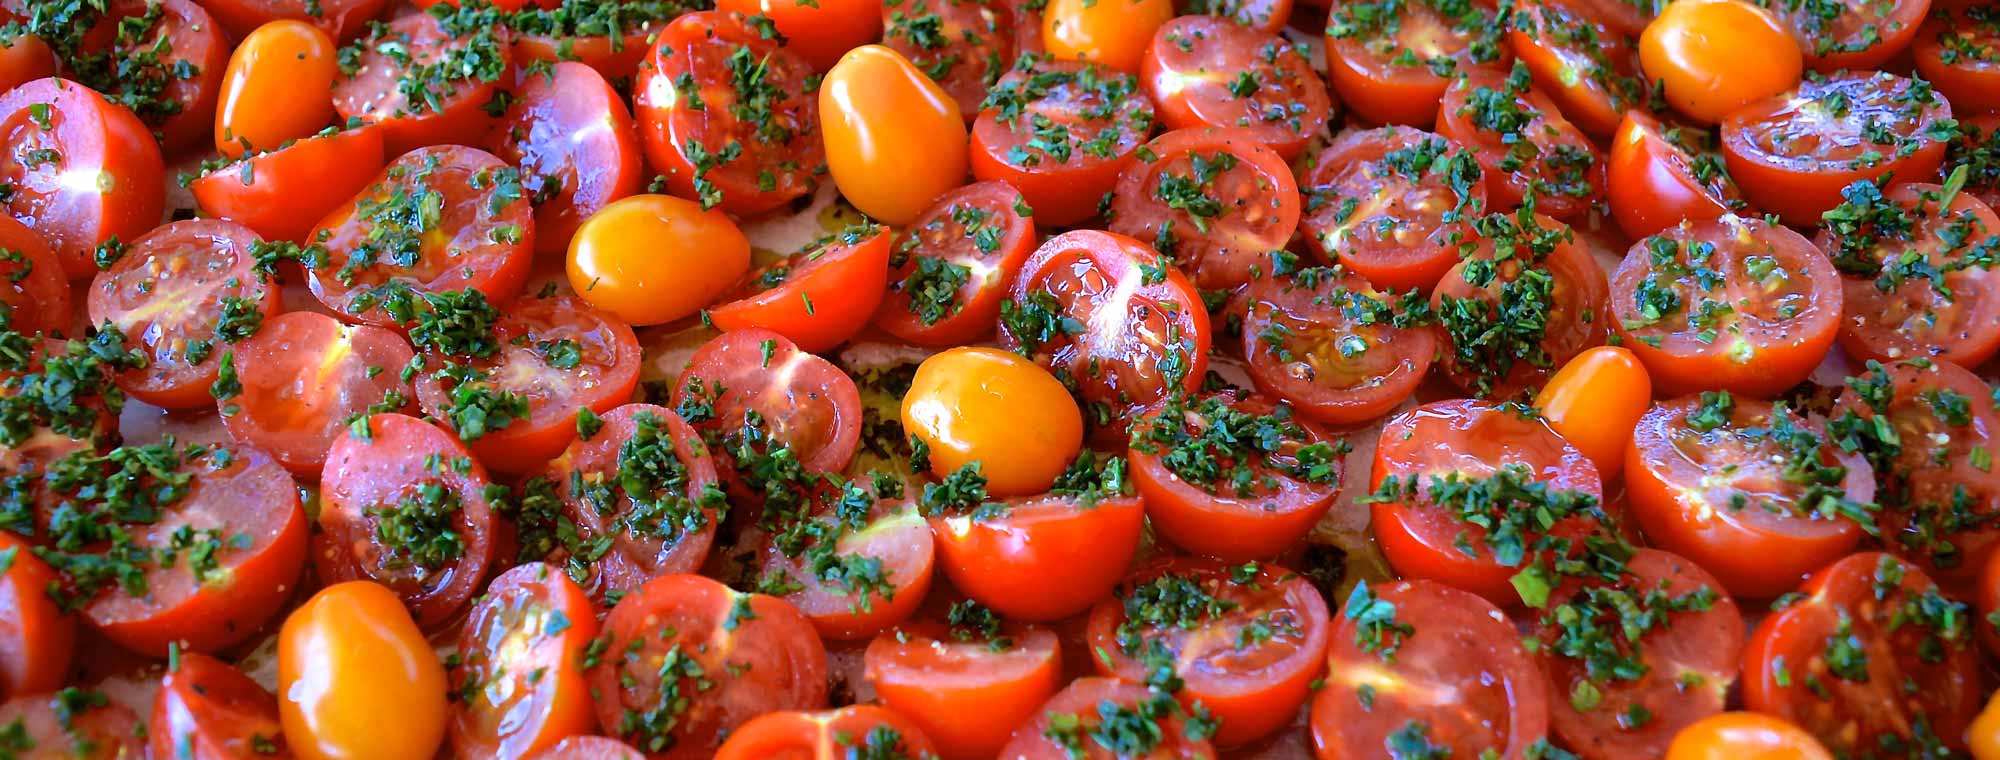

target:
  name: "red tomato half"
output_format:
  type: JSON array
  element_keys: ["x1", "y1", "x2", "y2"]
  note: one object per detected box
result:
[
  {"x1": 1139, "y1": 16, "x2": 1330, "y2": 158},
  {"x1": 1243, "y1": 267, "x2": 1436, "y2": 426},
  {"x1": 1819, "y1": 181, "x2": 2000, "y2": 368},
  {"x1": 151, "y1": 652, "x2": 289, "y2": 760},
  {"x1": 997, "y1": 677, "x2": 1216, "y2": 758},
  {"x1": 756, "y1": 493, "x2": 935, "y2": 640},
  {"x1": 865, "y1": 615, "x2": 1063, "y2": 760},
  {"x1": 331, "y1": 11, "x2": 511, "y2": 156},
  {"x1": 1915, "y1": 7, "x2": 2000, "y2": 115},
  {"x1": 1297, "y1": 126, "x2": 1486, "y2": 292},
  {"x1": 526, "y1": 736, "x2": 644, "y2": 760},
  {"x1": 1605, "y1": 111, "x2": 1751, "y2": 241},
  {"x1": 1323, "y1": 0, "x2": 1509, "y2": 127},
  {"x1": 223, "y1": 310, "x2": 418, "y2": 477},
  {"x1": 79, "y1": 0, "x2": 227, "y2": 153},
  {"x1": 0, "y1": 533, "x2": 71, "y2": 699},
  {"x1": 1430, "y1": 210, "x2": 1609, "y2": 399},
  {"x1": 0, "y1": 691, "x2": 146, "y2": 760},
  {"x1": 201, "y1": 0, "x2": 389, "y2": 42},
  {"x1": 708, "y1": 225, "x2": 892, "y2": 353},
  {"x1": 189, "y1": 126, "x2": 388, "y2": 244},
  {"x1": 716, "y1": 705, "x2": 938, "y2": 760},
  {"x1": 969, "y1": 60, "x2": 1155, "y2": 226},
  {"x1": 0, "y1": 77, "x2": 164, "y2": 279},
  {"x1": 543, "y1": 404, "x2": 724, "y2": 600},
  {"x1": 487, "y1": 61, "x2": 642, "y2": 259},
  {"x1": 931, "y1": 489, "x2": 1145, "y2": 621},
  {"x1": 1107, "y1": 127, "x2": 1301, "y2": 290},
  {"x1": 1436, "y1": 63, "x2": 1602, "y2": 221},
  {"x1": 881, "y1": 0, "x2": 1016, "y2": 118},
  {"x1": 450, "y1": 562, "x2": 600, "y2": 760},
  {"x1": 1759, "y1": 0, "x2": 1930, "y2": 71},
  {"x1": 0, "y1": 215, "x2": 69, "y2": 335},
  {"x1": 1506, "y1": 0, "x2": 1652, "y2": 139},
  {"x1": 873, "y1": 181, "x2": 1038, "y2": 346},
  {"x1": 1721, "y1": 71, "x2": 1953, "y2": 224},
  {"x1": 1128, "y1": 391, "x2": 1343, "y2": 561},
  {"x1": 674, "y1": 328, "x2": 864, "y2": 477},
  {"x1": 510, "y1": 9, "x2": 676, "y2": 82}
]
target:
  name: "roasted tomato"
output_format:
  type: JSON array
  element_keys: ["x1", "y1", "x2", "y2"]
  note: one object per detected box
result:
[
  {"x1": 449, "y1": 562, "x2": 600, "y2": 760},
  {"x1": 1297, "y1": 126, "x2": 1486, "y2": 292},
  {"x1": 153, "y1": 652, "x2": 290, "y2": 760},
  {"x1": 873, "y1": 182, "x2": 1038, "y2": 346},
  {"x1": 1429, "y1": 209, "x2": 1609, "y2": 399},
  {"x1": 1721, "y1": 71, "x2": 1954, "y2": 224},
  {"x1": 969, "y1": 59, "x2": 1156, "y2": 226},
  {"x1": 331, "y1": 10, "x2": 510, "y2": 156},
  {"x1": 1242, "y1": 267, "x2": 1436, "y2": 426},
  {"x1": 1605, "y1": 112, "x2": 1752, "y2": 241},
  {"x1": 996, "y1": 677, "x2": 1216, "y2": 758},
  {"x1": 881, "y1": 0, "x2": 1017, "y2": 118},
  {"x1": 0, "y1": 77, "x2": 164, "y2": 279},
  {"x1": 1139, "y1": 16, "x2": 1331, "y2": 158},
  {"x1": 715, "y1": 705, "x2": 939, "y2": 760},
  {"x1": 1435, "y1": 62, "x2": 1603, "y2": 221},
  {"x1": 538, "y1": 404, "x2": 724, "y2": 600},
  {"x1": 222, "y1": 310, "x2": 418, "y2": 477},
  {"x1": 487, "y1": 61, "x2": 643, "y2": 259},
  {"x1": 1127, "y1": 391, "x2": 1343, "y2": 561},
  {"x1": 1755, "y1": 0, "x2": 1930, "y2": 71},
  {"x1": 1816, "y1": 180, "x2": 2000, "y2": 368},
  {"x1": 707, "y1": 224, "x2": 893, "y2": 353},
  {"x1": 865, "y1": 610, "x2": 1064, "y2": 760},
  {"x1": 1106, "y1": 127, "x2": 1300, "y2": 290},
  {"x1": 1323, "y1": 0, "x2": 1508, "y2": 127}
]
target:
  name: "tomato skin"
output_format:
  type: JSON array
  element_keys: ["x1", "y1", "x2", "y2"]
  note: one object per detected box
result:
[
  {"x1": 872, "y1": 181, "x2": 1038, "y2": 346},
  {"x1": 278, "y1": 581, "x2": 450, "y2": 760},
  {"x1": 0, "y1": 77, "x2": 165, "y2": 280},
  {"x1": 1107, "y1": 127, "x2": 1301, "y2": 290},
  {"x1": 675, "y1": 328, "x2": 865, "y2": 477},
  {"x1": 1506, "y1": 0, "x2": 1650, "y2": 139},
  {"x1": 0, "y1": 34, "x2": 54, "y2": 95},
  {"x1": 222, "y1": 310, "x2": 417, "y2": 477},
  {"x1": 0, "y1": 691, "x2": 146, "y2": 759},
  {"x1": 1760, "y1": 0, "x2": 1931, "y2": 72},
  {"x1": 80, "y1": 0, "x2": 229, "y2": 154},
  {"x1": 1297, "y1": 127, "x2": 1485, "y2": 293},
  {"x1": 716, "y1": 706, "x2": 940, "y2": 760},
  {"x1": 1639, "y1": 0, "x2": 1802, "y2": 124},
  {"x1": 1823, "y1": 182, "x2": 2000, "y2": 368},
  {"x1": 1041, "y1": 0, "x2": 1173, "y2": 73},
  {"x1": 1974, "y1": 691, "x2": 2000, "y2": 760},
  {"x1": 998, "y1": 677, "x2": 1216, "y2": 758},
  {"x1": 1242, "y1": 268, "x2": 1436, "y2": 427},
  {"x1": 1665, "y1": 712, "x2": 1833, "y2": 760},
  {"x1": 1534, "y1": 346, "x2": 1650, "y2": 480},
  {"x1": 201, "y1": 0, "x2": 389, "y2": 43},
  {"x1": 931, "y1": 493, "x2": 1145, "y2": 621},
  {"x1": 708, "y1": 226, "x2": 892, "y2": 353},
  {"x1": 1129, "y1": 393, "x2": 1343, "y2": 562},
  {"x1": 903, "y1": 347, "x2": 1083, "y2": 498},
  {"x1": 1915, "y1": 9, "x2": 2000, "y2": 116},
  {"x1": 881, "y1": 0, "x2": 1016, "y2": 119},
  {"x1": 0, "y1": 214, "x2": 70, "y2": 336},
  {"x1": 1323, "y1": 0, "x2": 1508, "y2": 128},
  {"x1": 1605, "y1": 111, "x2": 1747, "y2": 241},
  {"x1": 1435, "y1": 65, "x2": 1602, "y2": 221},
  {"x1": 331, "y1": 12, "x2": 509, "y2": 156},
  {"x1": 864, "y1": 619, "x2": 1063, "y2": 760},
  {"x1": 1982, "y1": 548, "x2": 2000, "y2": 658},
  {"x1": 760, "y1": 495, "x2": 936, "y2": 641},
  {"x1": 821, "y1": 45, "x2": 968, "y2": 226},
  {"x1": 152, "y1": 652, "x2": 290, "y2": 760},
  {"x1": 216, "y1": 20, "x2": 337, "y2": 157},
  {"x1": 544, "y1": 404, "x2": 722, "y2": 600},
  {"x1": 190, "y1": 126, "x2": 388, "y2": 244},
  {"x1": 968, "y1": 60, "x2": 1154, "y2": 226},
  {"x1": 716, "y1": 0, "x2": 883, "y2": 70},
  {"x1": 1139, "y1": 15, "x2": 1331, "y2": 159},
  {"x1": 449, "y1": 562, "x2": 600, "y2": 760},
  {"x1": 567, "y1": 194, "x2": 751, "y2": 327},
  {"x1": 1720, "y1": 71, "x2": 1952, "y2": 225},
  {"x1": 0, "y1": 532, "x2": 71, "y2": 700},
  {"x1": 488, "y1": 61, "x2": 643, "y2": 260},
  {"x1": 525, "y1": 737, "x2": 644, "y2": 760},
  {"x1": 513, "y1": 24, "x2": 665, "y2": 84},
  {"x1": 1430, "y1": 213, "x2": 1609, "y2": 400}
]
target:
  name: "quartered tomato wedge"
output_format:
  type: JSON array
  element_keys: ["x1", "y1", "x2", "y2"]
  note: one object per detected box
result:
[
  {"x1": 87, "y1": 219, "x2": 280, "y2": 410},
  {"x1": 997, "y1": 677, "x2": 1216, "y2": 758},
  {"x1": 1323, "y1": 0, "x2": 1509, "y2": 128},
  {"x1": 1817, "y1": 181, "x2": 2000, "y2": 368},
  {"x1": 77, "y1": 0, "x2": 227, "y2": 153},
  {"x1": 1606, "y1": 112, "x2": 1751, "y2": 241},
  {"x1": 633, "y1": 11, "x2": 824, "y2": 216},
  {"x1": 152, "y1": 652, "x2": 289, "y2": 760},
  {"x1": 1107, "y1": 127, "x2": 1300, "y2": 290},
  {"x1": 969, "y1": 60, "x2": 1156, "y2": 226},
  {"x1": 332, "y1": 10, "x2": 511, "y2": 155},
  {"x1": 715, "y1": 705, "x2": 938, "y2": 760},
  {"x1": 1139, "y1": 16, "x2": 1331, "y2": 159},
  {"x1": 865, "y1": 614, "x2": 1064, "y2": 760},
  {"x1": 449, "y1": 561, "x2": 600, "y2": 760},
  {"x1": 707, "y1": 225, "x2": 892, "y2": 353},
  {"x1": 873, "y1": 181, "x2": 1038, "y2": 346},
  {"x1": 487, "y1": 61, "x2": 643, "y2": 259},
  {"x1": 315, "y1": 413, "x2": 501, "y2": 630},
  {"x1": 1721, "y1": 71, "x2": 1954, "y2": 224},
  {"x1": 1128, "y1": 390, "x2": 1343, "y2": 561},
  {"x1": 201, "y1": 0, "x2": 390, "y2": 42},
  {"x1": 1243, "y1": 267, "x2": 1436, "y2": 426},
  {"x1": 1430, "y1": 209, "x2": 1609, "y2": 399},
  {"x1": 1915, "y1": 7, "x2": 2000, "y2": 115},
  {"x1": 587, "y1": 573, "x2": 829, "y2": 760},
  {"x1": 542, "y1": 403, "x2": 724, "y2": 600},
  {"x1": 930, "y1": 479, "x2": 1146, "y2": 621},
  {"x1": 881, "y1": 0, "x2": 1016, "y2": 118},
  {"x1": 0, "y1": 76, "x2": 164, "y2": 279},
  {"x1": 1610, "y1": 215, "x2": 1843, "y2": 398},
  {"x1": 674, "y1": 328, "x2": 864, "y2": 476},
  {"x1": 307, "y1": 145, "x2": 535, "y2": 326},
  {"x1": 1533, "y1": 548, "x2": 1744, "y2": 760},
  {"x1": 1314, "y1": 579, "x2": 1551, "y2": 760},
  {"x1": 1506, "y1": 0, "x2": 1654, "y2": 139},
  {"x1": 0, "y1": 691, "x2": 146, "y2": 760},
  {"x1": 189, "y1": 126, "x2": 388, "y2": 244},
  {"x1": 223, "y1": 310, "x2": 418, "y2": 477},
  {"x1": 1756, "y1": 0, "x2": 1930, "y2": 71},
  {"x1": 0, "y1": 532, "x2": 71, "y2": 699},
  {"x1": 0, "y1": 215, "x2": 69, "y2": 335},
  {"x1": 1436, "y1": 63, "x2": 1603, "y2": 221},
  {"x1": 1744, "y1": 552, "x2": 1981, "y2": 757},
  {"x1": 1298, "y1": 126, "x2": 1485, "y2": 292},
  {"x1": 755, "y1": 490, "x2": 935, "y2": 640}
]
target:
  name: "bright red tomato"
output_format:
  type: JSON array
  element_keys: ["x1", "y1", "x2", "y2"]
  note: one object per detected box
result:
[
  {"x1": 0, "y1": 532, "x2": 71, "y2": 699},
  {"x1": 1915, "y1": 6, "x2": 2000, "y2": 115},
  {"x1": 1507, "y1": 0, "x2": 1653, "y2": 139},
  {"x1": 0, "y1": 77, "x2": 164, "y2": 279},
  {"x1": 1297, "y1": 126, "x2": 1486, "y2": 292},
  {"x1": 541, "y1": 403, "x2": 723, "y2": 600},
  {"x1": 190, "y1": 126, "x2": 388, "y2": 244},
  {"x1": 1435, "y1": 63, "x2": 1603, "y2": 221},
  {"x1": 152, "y1": 652, "x2": 290, "y2": 760},
  {"x1": 969, "y1": 60, "x2": 1155, "y2": 226},
  {"x1": 674, "y1": 328, "x2": 864, "y2": 478},
  {"x1": 1430, "y1": 210, "x2": 1609, "y2": 399},
  {"x1": 1242, "y1": 267, "x2": 1436, "y2": 426},
  {"x1": 1757, "y1": 0, "x2": 1931, "y2": 71},
  {"x1": 1606, "y1": 112, "x2": 1752, "y2": 241},
  {"x1": 487, "y1": 61, "x2": 643, "y2": 259},
  {"x1": 996, "y1": 677, "x2": 1216, "y2": 758},
  {"x1": 201, "y1": 0, "x2": 389, "y2": 41},
  {"x1": 1818, "y1": 181, "x2": 2000, "y2": 368},
  {"x1": 222, "y1": 310, "x2": 418, "y2": 477},
  {"x1": 1139, "y1": 16, "x2": 1330, "y2": 158},
  {"x1": 449, "y1": 562, "x2": 600, "y2": 760},
  {"x1": 1323, "y1": 0, "x2": 1509, "y2": 127},
  {"x1": 1721, "y1": 71, "x2": 1954, "y2": 224},
  {"x1": 930, "y1": 472, "x2": 1145, "y2": 621},
  {"x1": 754, "y1": 485, "x2": 935, "y2": 640},
  {"x1": 881, "y1": 0, "x2": 1017, "y2": 118},
  {"x1": 79, "y1": 0, "x2": 228, "y2": 153},
  {"x1": 0, "y1": 215, "x2": 69, "y2": 335},
  {"x1": 873, "y1": 181, "x2": 1038, "y2": 346},
  {"x1": 0, "y1": 691, "x2": 146, "y2": 759},
  {"x1": 331, "y1": 11, "x2": 510, "y2": 156},
  {"x1": 865, "y1": 613, "x2": 1063, "y2": 760},
  {"x1": 708, "y1": 225, "x2": 892, "y2": 353},
  {"x1": 1128, "y1": 391, "x2": 1343, "y2": 561},
  {"x1": 1107, "y1": 127, "x2": 1301, "y2": 290}
]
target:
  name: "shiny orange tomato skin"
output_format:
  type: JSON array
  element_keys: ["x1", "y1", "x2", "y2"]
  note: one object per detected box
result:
[
  {"x1": 1973, "y1": 690, "x2": 2000, "y2": 760},
  {"x1": 1639, "y1": 0, "x2": 1802, "y2": 124},
  {"x1": 566, "y1": 194, "x2": 751, "y2": 326},
  {"x1": 902, "y1": 347, "x2": 1083, "y2": 498},
  {"x1": 821, "y1": 45, "x2": 967, "y2": 226},
  {"x1": 1534, "y1": 346, "x2": 1652, "y2": 481},
  {"x1": 278, "y1": 581, "x2": 449, "y2": 760},
  {"x1": 215, "y1": 20, "x2": 339, "y2": 156},
  {"x1": 1666, "y1": 712, "x2": 1833, "y2": 760},
  {"x1": 1041, "y1": 0, "x2": 1174, "y2": 73},
  {"x1": 716, "y1": 0, "x2": 882, "y2": 70}
]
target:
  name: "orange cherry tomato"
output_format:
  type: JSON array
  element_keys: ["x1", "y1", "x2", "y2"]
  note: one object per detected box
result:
[
  {"x1": 865, "y1": 616, "x2": 1063, "y2": 760},
  {"x1": 821, "y1": 45, "x2": 968, "y2": 226},
  {"x1": 278, "y1": 581, "x2": 449, "y2": 760},
  {"x1": 450, "y1": 562, "x2": 600, "y2": 760},
  {"x1": 1534, "y1": 346, "x2": 1651, "y2": 480},
  {"x1": 1973, "y1": 689, "x2": 2000, "y2": 760},
  {"x1": 716, "y1": 0, "x2": 884, "y2": 70},
  {"x1": 566, "y1": 194, "x2": 751, "y2": 326},
  {"x1": 902, "y1": 347, "x2": 1083, "y2": 498},
  {"x1": 215, "y1": 20, "x2": 338, "y2": 157},
  {"x1": 1640, "y1": 0, "x2": 1802, "y2": 124},
  {"x1": 0, "y1": 532, "x2": 71, "y2": 700},
  {"x1": 716, "y1": 706, "x2": 940, "y2": 760},
  {"x1": 1041, "y1": 0, "x2": 1174, "y2": 73}
]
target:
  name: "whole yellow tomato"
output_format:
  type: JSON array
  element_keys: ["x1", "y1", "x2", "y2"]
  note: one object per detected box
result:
[
  {"x1": 1667, "y1": 712, "x2": 1832, "y2": 760},
  {"x1": 1535, "y1": 345, "x2": 1652, "y2": 480},
  {"x1": 215, "y1": 20, "x2": 338, "y2": 156},
  {"x1": 1640, "y1": 0, "x2": 1802, "y2": 124},
  {"x1": 820, "y1": 45, "x2": 968, "y2": 226},
  {"x1": 278, "y1": 581, "x2": 448, "y2": 760},
  {"x1": 903, "y1": 347, "x2": 1084, "y2": 497},
  {"x1": 567, "y1": 194, "x2": 752, "y2": 326},
  {"x1": 1042, "y1": 0, "x2": 1175, "y2": 73}
]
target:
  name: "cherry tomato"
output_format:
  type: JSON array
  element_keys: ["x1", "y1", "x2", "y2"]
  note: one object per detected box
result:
[
  {"x1": 215, "y1": 20, "x2": 337, "y2": 157},
  {"x1": 1430, "y1": 210, "x2": 1609, "y2": 399},
  {"x1": 0, "y1": 215, "x2": 69, "y2": 335},
  {"x1": 1915, "y1": 7, "x2": 2000, "y2": 116},
  {"x1": 331, "y1": 12, "x2": 510, "y2": 156},
  {"x1": 1313, "y1": 579, "x2": 1550, "y2": 760},
  {"x1": 1666, "y1": 712, "x2": 1832, "y2": 760},
  {"x1": 1606, "y1": 112, "x2": 1752, "y2": 240},
  {"x1": 865, "y1": 614, "x2": 1063, "y2": 760},
  {"x1": 821, "y1": 45, "x2": 968, "y2": 226},
  {"x1": 1973, "y1": 689, "x2": 2000, "y2": 760},
  {"x1": 997, "y1": 677, "x2": 1215, "y2": 758},
  {"x1": 1139, "y1": 16, "x2": 1330, "y2": 159},
  {"x1": 0, "y1": 691, "x2": 145, "y2": 759},
  {"x1": 279, "y1": 580, "x2": 449, "y2": 760},
  {"x1": 756, "y1": 485, "x2": 935, "y2": 640},
  {"x1": 1243, "y1": 267, "x2": 1436, "y2": 426},
  {"x1": 509, "y1": 10, "x2": 671, "y2": 83},
  {"x1": 1756, "y1": 0, "x2": 1930, "y2": 71},
  {"x1": 222, "y1": 310, "x2": 417, "y2": 477},
  {"x1": 1508, "y1": 0, "x2": 1653, "y2": 139},
  {"x1": 190, "y1": 126, "x2": 388, "y2": 244},
  {"x1": 1951, "y1": 113, "x2": 2000, "y2": 218},
  {"x1": 1611, "y1": 215, "x2": 1843, "y2": 398},
  {"x1": 880, "y1": 0, "x2": 1016, "y2": 118},
  {"x1": 78, "y1": 0, "x2": 227, "y2": 153},
  {"x1": 709, "y1": 225, "x2": 892, "y2": 353},
  {"x1": 634, "y1": 11, "x2": 824, "y2": 216},
  {"x1": 201, "y1": 0, "x2": 388, "y2": 42},
  {"x1": 1436, "y1": 63, "x2": 1602, "y2": 221},
  {"x1": 1323, "y1": 0, "x2": 1508, "y2": 128},
  {"x1": 588, "y1": 574, "x2": 829, "y2": 759},
  {"x1": 1041, "y1": 0, "x2": 1172, "y2": 73},
  {"x1": 873, "y1": 181, "x2": 1038, "y2": 346},
  {"x1": 152, "y1": 652, "x2": 290, "y2": 760},
  {"x1": 931, "y1": 477, "x2": 1145, "y2": 621},
  {"x1": 307, "y1": 145, "x2": 535, "y2": 326},
  {"x1": 903, "y1": 346, "x2": 1082, "y2": 498},
  {"x1": 717, "y1": 705, "x2": 939, "y2": 760},
  {"x1": 1819, "y1": 181, "x2": 2000, "y2": 368},
  {"x1": 449, "y1": 562, "x2": 599, "y2": 760},
  {"x1": 1297, "y1": 126, "x2": 1485, "y2": 292},
  {"x1": 1535, "y1": 346, "x2": 1651, "y2": 480},
  {"x1": 315, "y1": 413, "x2": 501, "y2": 629},
  {"x1": 86, "y1": 218, "x2": 281, "y2": 410},
  {"x1": 1744, "y1": 552, "x2": 1981, "y2": 757},
  {"x1": 1721, "y1": 71, "x2": 1953, "y2": 224},
  {"x1": 1129, "y1": 391, "x2": 1342, "y2": 561},
  {"x1": 676, "y1": 328, "x2": 865, "y2": 479},
  {"x1": 0, "y1": 34, "x2": 54, "y2": 95},
  {"x1": 567, "y1": 194, "x2": 751, "y2": 327},
  {"x1": 1639, "y1": 0, "x2": 1803, "y2": 124},
  {"x1": 488, "y1": 61, "x2": 643, "y2": 260},
  {"x1": 543, "y1": 404, "x2": 723, "y2": 600},
  {"x1": 0, "y1": 77, "x2": 164, "y2": 280},
  {"x1": 717, "y1": 0, "x2": 883, "y2": 70},
  {"x1": 525, "y1": 737, "x2": 644, "y2": 760},
  {"x1": 0, "y1": 532, "x2": 70, "y2": 699},
  {"x1": 969, "y1": 60, "x2": 1155, "y2": 226},
  {"x1": 1107, "y1": 127, "x2": 1300, "y2": 289}
]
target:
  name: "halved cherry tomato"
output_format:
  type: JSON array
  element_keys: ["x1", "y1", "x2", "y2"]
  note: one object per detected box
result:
[
  {"x1": 279, "y1": 580, "x2": 449, "y2": 760},
  {"x1": 717, "y1": 705, "x2": 939, "y2": 760},
  {"x1": 0, "y1": 532, "x2": 70, "y2": 699},
  {"x1": 1139, "y1": 16, "x2": 1330, "y2": 159},
  {"x1": 881, "y1": 0, "x2": 1016, "y2": 118},
  {"x1": 717, "y1": 0, "x2": 884, "y2": 70},
  {"x1": 1370, "y1": 399, "x2": 1605, "y2": 604},
  {"x1": 488, "y1": 61, "x2": 642, "y2": 259},
  {"x1": 1744, "y1": 552, "x2": 1981, "y2": 757},
  {"x1": 1611, "y1": 215, "x2": 1842, "y2": 398},
  {"x1": 315, "y1": 413, "x2": 500, "y2": 629},
  {"x1": 1721, "y1": 71, "x2": 1953, "y2": 224},
  {"x1": 152, "y1": 652, "x2": 289, "y2": 760},
  {"x1": 0, "y1": 215, "x2": 69, "y2": 335},
  {"x1": 1606, "y1": 112, "x2": 1751, "y2": 240},
  {"x1": 709, "y1": 225, "x2": 891, "y2": 353},
  {"x1": 931, "y1": 481, "x2": 1145, "y2": 621},
  {"x1": 1297, "y1": 126, "x2": 1485, "y2": 292},
  {"x1": 413, "y1": 0, "x2": 553, "y2": 10},
  {"x1": 202, "y1": 0, "x2": 388, "y2": 42},
  {"x1": 588, "y1": 574, "x2": 829, "y2": 759},
  {"x1": 542, "y1": 403, "x2": 723, "y2": 600},
  {"x1": 78, "y1": 0, "x2": 227, "y2": 153},
  {"x1": 1533, "y1": 548, "x2": 1743, "y2": 760},
  {"x1": 1000, "y1": 230, "x2": 1210, "y2": 421},
  {"x1": 449, "y1": 562, "x2": 599, "y2": 760},
  {"x1": 969, "y1": 60, "x2": 1155, "y2": 226},
  {"x1": 633, "y1": 11, "x2": 824, "y2": 216},
  {"x1": 0, "y1": 34, "x2": 55, "y2": 95},
  {"x1": 865, "y1": 613, "x2": 1064, "y2": 760},
  {"x1": 526, "y1": 736, "x2": 644, "y2": 760},
  {"x1": 0, "y1": 77, "x2": 164, "y2": 280},
  {"x1": 1430, "y1": 210, "x2": 1609, "y2": 399},
  {"x1": 0, "y1": 690, "x2": 146, "y2": 759},
  {"x1": 1953, "y1": 113, "x2": 2000, "y2": 210},
  {"x1": 1665, "y1": 712, "x2": 1833, "y2": 760},
  {"x1": 1243, "y1": 267, "x2": 1436, "y2": 426},
  {"x1": 1507, "y1": 0, "x2": 1653, "y2": 139},
  {"x1": 873, "y1": 181, "x2": 1038, "y2": 346},
  {"x1": 755, "y1": 487, "x2": 935, "y2": 640},
  {"x1": 567, "y1": 194, "x2": 751, "y2": 327},
  {"x1": 997, "y1": 677, "x2": 1216, "y2": 758},
  {"x1": 1757, "y1": 0, "x2": 1930, "y2": 71},
  {"x1": 1323, "y1": 0, "x2": 1508, "y2": 128},
  {"x1": 1313, "y1": 579, "x2": 1550, "y2": 760},
  {"x1": 1129, "y1": 391, "x2": 1342, "y2": 561},
  {"x1": 331, "y1": 11, "x2": 510, "y2": 156},
  {"x1": 1819, "y1": 181, "x2": 2000, "y2": 368},
  {"x1": 1436, "y1": 62, "x2": 1602, "y2": 221},
  {"x1": 223, "y1": 310, "x2": 417, "y2": 477},
  {"x1": 86, "y1": 218, "x2": 281, "y2": 410},
  {"x1": 190, "y1": 126, "x2": 388, "y2": 244},
  {"x1": 902, "y1": 346, "x2": 1082, "y2": 498},
  {"x1": 1639, "y1": 0, "x2": 1802, "y2": 124},
  {"x1": 1107, "y1": 127, "x2": 1300, "y2": 289},
  {"x1": 215, "y1": 19, "x2": 337, "y2": 157},
  {"x1": 1916, "y1": 7, "x2": 2000, "y2": 116},
  {"x1": 510, "y1": 12, "x2": 669, "y2": 83},
  {"x1": 675, "y1": 328, "x2": 865, "y2": 477},
  {"x1": 821, "y1": 45, "x2": 969, "y2": 226},
  {"x1": 1535, "y1": 345, "x2": 1651, "y2": 480},
  {"x1": 1178, "y1": 0, "x2": 1291, "y2": 30},
  {"x1": 307, "y1": 145, "x2": 535, "y2": 326},
  {"x1": 1040, "y1": 0, "x2": 1173, "y2": 73}
]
